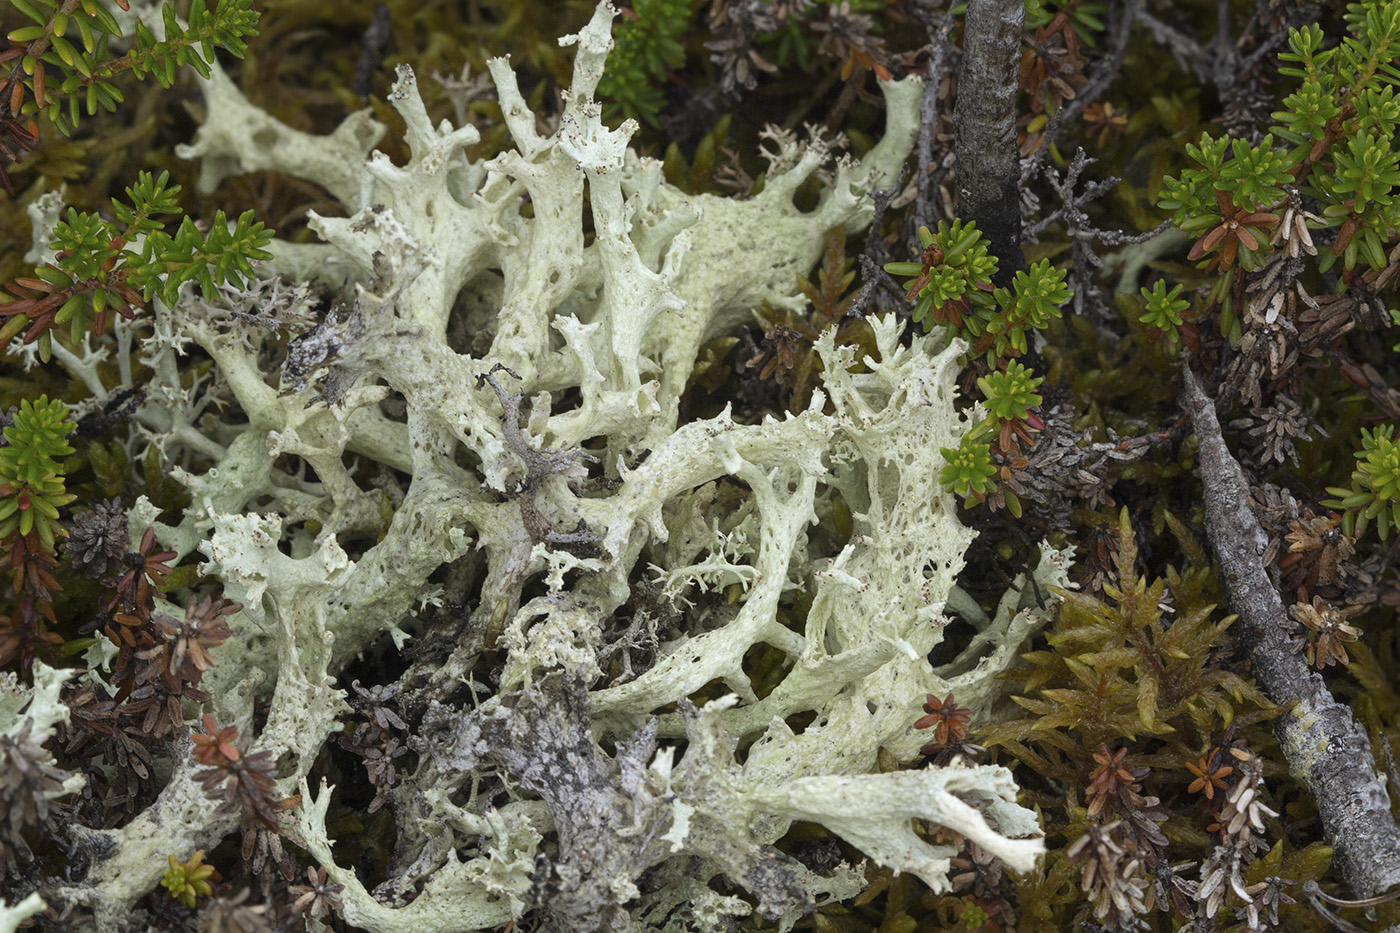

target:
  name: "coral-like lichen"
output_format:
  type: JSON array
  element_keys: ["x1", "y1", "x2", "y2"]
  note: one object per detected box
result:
[{"x1": 37, "y1": 4, "x2": 1065, "y2": 930}]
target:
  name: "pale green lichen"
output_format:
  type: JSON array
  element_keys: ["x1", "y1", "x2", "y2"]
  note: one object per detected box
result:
[
  {"x1": 0, "y1": 892, "x2": 46, "y2": 933},
  {"x1": 0, "y1": 660, "x2": 79, "y2": 777},
  {"x1": 38, "y1": 2, "x2": 1065, "y2": 929},
  {"x1": 0, "y1": 663, "x2": 83, "y2": 929}
]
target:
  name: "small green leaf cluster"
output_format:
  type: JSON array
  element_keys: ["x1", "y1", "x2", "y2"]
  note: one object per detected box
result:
[
  {"x1": 1159, "y1": 0, "x2": 1400, "y2": 287},
  {"x1": 761, "y1": 0, "x2": 887, "y2": 74},
  {"x1": 129, "y1": 206, "x2": 272, "y2": 306},
  {"x1": 596, "y1": 0, "x2": 692, "y2": 127},
  {"x1": 1159, "y1": 134, "x2": 1293, "y2": 221},
  {"x1": 983, "y1": 259, "x2": 1071, "y2": 364},
  {"x1": 0, "y1": 170, "x2": 271, "y2": 358},
  {"x1": 160, "y1": 850, "x2": 217, "y2": 909},
  {"x1": 1138, "y1": 279, "x2": 1190, "y2": 347},
  {"x1": 887, "y1": 221, "x2": 1068, "y2": 512},
  {"x1": 1275, "y1": 3, "x2": 1400, "y2": 272},
  {"x1": 1023, "y1": 0, "x2": 1107, "y2": 44},
  {"x1": 977, "y1": 359, "x2": 1043, "y2": 422},
  {"x1": 1323, "y1": 424, "x2": 1400, "y2": 541},
  {"x1": 128, "y1": 0, "x2": 258, "y2": 83},
  {"x1": 957, "y1": 900, "x2": 990, "y2": 930},
  {"x1": 0, "y1": 395, "x2": 76, "y2": 551},
  {"x1": 938, "y1": 432, "x2": 998, "y2": 500},
  {"x1": 7, "y1": 0, "x2": 260, "y2": 135},
  {"x1": 885, "y1": 222, "x2": 1068, "y2": 368},
  {"x1": 1157, "y1": 135, "x2": 1290, "y2": 288},
  {"x1": 957, "y1": 359, "x2": 1045, "y2": 518},
  {"x1": 1320, "y1": 128, "x2": 1400, "y2": 272},
  {"x1": 1276, "y1": 5, "x2": 1400, "y2": 159},
  {"x1": 885, "y1": 220, "x2": 999, "y2": 335}
]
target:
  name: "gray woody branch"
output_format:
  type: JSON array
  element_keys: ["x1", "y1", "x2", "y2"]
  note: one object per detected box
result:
[
  {"x1": 1180, "y1": 363, "x2": 1400, "y2": 898},
  {"x1": 953, "y1": 0, "x2": 1024, "y2": 281}
]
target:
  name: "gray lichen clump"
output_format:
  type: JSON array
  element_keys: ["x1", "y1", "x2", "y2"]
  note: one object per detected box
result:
[{"x1": 7, "y1": 3, "x2": 1069, "y2": 931}]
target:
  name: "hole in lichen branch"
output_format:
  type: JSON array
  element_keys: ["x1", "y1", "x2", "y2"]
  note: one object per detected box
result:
[
  {"x1": 452, "y1": 439, "x2": 483, "y2": 475},
  {"x1": 925, "y1": 614, "x2": 984, "y2": 676},
  {"x1": 334, "y1": 530, "x2": 382, "y2": 565},
  {"x1": 318, "y1": 619, "x2": 420, "y2": 877},
  {"x1": 272, "y1": 452, "x2": 321, "y2": 487},
  {"x1": 550, "y1": 386, "x2": 583, "y2": 417},
  {"x1": 777, "y1": 821, "x2": 849, "y2": 876},
  {"x1": 580, "y1": 436, "x2": 610, "y2": 484},
  {"x1": 793, "y1": 174, "x2": 824, "y2": 213},
  {"x1": 447, "y1": 269, "x2": 503, "y2": 356},
  {"x1": 277, "y1": 520, "x2": 317, "y2": 558},
  {"x1": 742, "y1": 641, "x2": 792, "y2": 702},
  {"x1": 685, "y1": 677, "x2": 741, "y2": 715},
  {"x1": 379, "y1": 389, "x2": 408, "y2": 422},
  {"x1": 784, "y1": 710, "x2": 818, "y2": 737}
]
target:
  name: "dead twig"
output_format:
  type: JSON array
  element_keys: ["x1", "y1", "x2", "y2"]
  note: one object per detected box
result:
[{"x1": 1179, "y1": 362, "x2": 1400, "y2": 899}]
